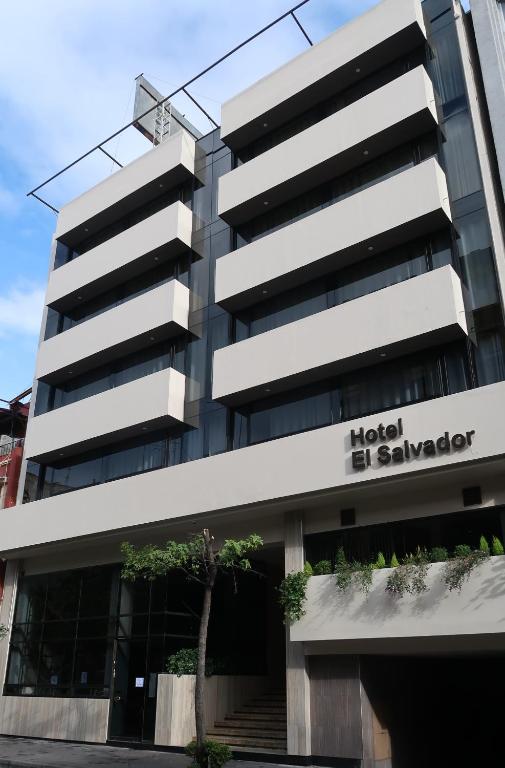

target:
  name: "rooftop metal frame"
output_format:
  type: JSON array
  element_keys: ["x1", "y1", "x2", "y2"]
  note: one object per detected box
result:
[{"x1": 27, "y1": 0, "x2": 315, "y2": 215}]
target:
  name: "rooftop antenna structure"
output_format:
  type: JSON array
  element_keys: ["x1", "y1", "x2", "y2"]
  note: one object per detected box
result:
[{"x1": 132, "y1": 74, "x2": 203, "y2": 144}]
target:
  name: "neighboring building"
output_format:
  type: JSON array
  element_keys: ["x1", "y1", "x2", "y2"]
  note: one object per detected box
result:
[
  {"x1": 0, "y1": 0, "x2": 505, "y2": 765},
  {"x1": 471, "y1": 0, "x2": 505, "y2": 199},
  {"x1": 0, "y1": 392, "x2": 30, "y2": 510}
]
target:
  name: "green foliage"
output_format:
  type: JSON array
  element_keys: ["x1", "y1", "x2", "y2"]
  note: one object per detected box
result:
[
  {"x1": 353, "y1": 561, "x2": 374, "y2": 594},
  {"x1": 303, "y1": 561, "x2": 313, "y2": 576},
  {"x1": 278, "y1": 566, "x2": 312, "y2": 624},
  {"x1": 390, "y1": 553, "x2": 400, "y2": 568},
  {"x1": 386, "y1": 549, "x2": 429, "y2": 597},
  {"x1": 429, "y1": 546, "x2": 448, "y2": 563},
  {"x1": 479, "y1": 536, "x2": 490, "y2": 555},
  {"x1": 334, "y1": 548, "x2": 374, "y2": 594},
  {"x1": 0, "y1": 624, "x2": 7, "y2": 640},
  {"x1": 120, "y1": 533, "x2": 263, "y2": 584},
  {"x1": 444, "y1": 548, "x2": 487, "y2": 591},
  {"x1": 166, "y1": 648, "x2": 219, "y2": 677},
  {"x1": 492, "y1": 536, "x2": 505, "y2": 556},
  {"x1": 334, "y1": 547, "x2": 353, "y2": 591},
  {"x1": 375, "y1": 552, "x2": 387, "y2": 569},
  {"x1": 313, "y1": 560, "x2": 332, "y2": 576},
  {"x1": 454, "y1": 544, "x2": 472, "y2": 558},
  {"x1": 219, "y1": 534, "x2": 264, "y2": 571},
  {"x1": 186, "y1": 739, "x2": 232, "y2": 768}
]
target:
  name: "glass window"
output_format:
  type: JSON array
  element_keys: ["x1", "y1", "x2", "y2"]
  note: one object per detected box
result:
[
  {"x1": 5, "y1": 566, "x2": 115, "y2": 698},
  {"x1": 474, "y1": 331, "x2": 505, "y2": 387},
  {"x1": 456, "y1": 209, "x2": 498, "y2": 309},
  {"x1": 442, "y1": 112, "x2": 482, "y2": 201}
]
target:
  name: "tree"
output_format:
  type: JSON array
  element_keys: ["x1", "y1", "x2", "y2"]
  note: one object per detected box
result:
[{"x1": 121, "y1": 529, "x2": 263, "y2": 767}]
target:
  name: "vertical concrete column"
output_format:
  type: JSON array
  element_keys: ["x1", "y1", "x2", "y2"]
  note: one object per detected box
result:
[
  {"x1": 284, "y1": 510, "x2": 311, "y2": 756},
  {"x1": 0, "y1": 560, "x2": 20, "y2": 728}
]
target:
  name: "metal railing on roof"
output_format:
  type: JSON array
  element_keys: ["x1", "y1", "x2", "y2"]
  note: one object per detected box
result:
[{"x1": 27, "y1": 0, "x2": 316, "y2": 215}]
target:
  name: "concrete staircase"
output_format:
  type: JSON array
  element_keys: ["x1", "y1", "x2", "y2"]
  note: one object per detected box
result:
[{"x1": 206, "y1": 690, "x2": 287, "y2": 752}]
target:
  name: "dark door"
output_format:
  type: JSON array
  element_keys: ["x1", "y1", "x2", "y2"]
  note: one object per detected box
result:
[{"x1": 109, "y1": 639, "x2": 153, "y2": 742}]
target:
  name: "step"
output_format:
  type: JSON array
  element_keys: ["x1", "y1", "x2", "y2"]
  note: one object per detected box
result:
[
  {"x1": 215, "y1": 720, "x2": 286, "y2": 732},
  {"x1": 208, "y1": 734, "x2": 287, "y2": 750},
  {"x1": 238, "y1": 706, "x2": 286, "y2": 714},
  {"x1": 208, "y1": 727, "x2": 286, "y2": 739},
  {"x1": 224, "y1": 712, "x2": 286, "y2": 723}
]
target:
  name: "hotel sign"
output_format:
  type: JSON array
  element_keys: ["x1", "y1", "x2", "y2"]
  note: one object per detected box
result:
[{"x1": 350, "y1": 418, "x2": 475, "y2": 471}]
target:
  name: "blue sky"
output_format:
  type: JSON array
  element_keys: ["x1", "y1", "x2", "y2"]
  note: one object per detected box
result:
[{"x1": 0, "y1": 0, "x2": 454, "y2": 400}]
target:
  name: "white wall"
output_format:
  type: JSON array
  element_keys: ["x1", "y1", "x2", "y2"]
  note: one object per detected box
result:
[
  {"x1": 215, "y1": 159, "x2": 451, "y2": 310},
  {"x1": 1, "y1": 381, "x2": 504, "y2": 553},
  {"x1": 213, "y1": 266, "x2": 467, "y2": 404},
  {"x1": 221, "y1": 0, "x2": 426, "y2": 146},
  {"x1": 47, "y1": 202, "x2": 193, "y2": 309},
  {"x1": 291, "y1": 557, "x2": 505, "y2": 646},
  {"x1": 56, "y1": 131, "x2": 196, "y2": 240},
  {"x1": 36, "y1": 280, "x2": 189, "y2": 380},
  {"x1": 219, "y1": 66, "x2": 437, "y2": 224},
  {"x1": 24, "y1": 367, "x2": 186, "y2": 462}
]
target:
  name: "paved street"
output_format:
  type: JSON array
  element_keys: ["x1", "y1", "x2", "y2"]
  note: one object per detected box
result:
[{"x1": 0, "y1": 737, "x2": 294, "y2": 768}]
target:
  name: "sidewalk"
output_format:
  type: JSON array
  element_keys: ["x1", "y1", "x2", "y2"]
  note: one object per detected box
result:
[{"x1": 0, "y1": 737, "x2": 292, "y2": 768}]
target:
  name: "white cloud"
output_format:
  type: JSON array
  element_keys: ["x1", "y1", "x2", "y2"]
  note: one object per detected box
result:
[
  {"x1": 0, "y1": 0, "x2": 377, "y2": 209},
  {"x1": 0, "y1": 283, "x2": 45, "y2": 338}
]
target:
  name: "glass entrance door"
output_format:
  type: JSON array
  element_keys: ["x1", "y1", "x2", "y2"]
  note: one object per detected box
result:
[{"x1": 109, "y1": 638, "x2": 160, "y2": 743}]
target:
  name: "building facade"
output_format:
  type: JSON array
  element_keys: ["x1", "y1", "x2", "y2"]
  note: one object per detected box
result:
[{"x1": 1, "y1": 0, "x2": 505, "y2": 765}]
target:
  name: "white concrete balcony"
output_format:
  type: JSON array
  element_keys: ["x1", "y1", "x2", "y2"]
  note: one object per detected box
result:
[
  {"x1": 221, "y1": 0, "x2": 427, "y2": 150},
  {"x1": 219, "y1": 67, "x2": 438, "y2": 226},
  {"x1": 36, "y1": 280, "x2": 189, "y2": 383},
  {"x1": 47, "y1": 202, "x2": 193, "y2": 313},
  {"x1": 212, "y1": 266, "x2": 467, "y2": 406},
  {"x1": 2, "y1": 380, "x2": 504, "y2": 552},
  {"x1": 56, "y1": 130, "x2": 198, "y2": 247},
  {"x1": 215, "y1": 158, "x2": 451, "y2": 312},
  {"x1": 24, "y1": 368, "x2": 186, "y2": 464},
  {"x1": 290, "y1": 558, "x2": 505, "y2": 653}
]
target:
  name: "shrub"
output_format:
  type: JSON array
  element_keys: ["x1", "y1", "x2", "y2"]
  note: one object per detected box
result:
[
  {"x1": 386, "y1": 549, "x2": 429, "y2": 597},
  {"x1": 429, "y1": 546, "x2": 448, "y2": 563},
  {"x1": 492, "y1": 536, "x2": 505, "y2": 556},
  {"x1": 278, "y1": 567, "x2": 311, "y2": 624},
  {"x1": 479, "y1": 536, "x2": 490, "y2": 555},
  {"x1": 313, "y1": 560, "x2": 332, "y2": 576},
  {"x1": 334, "y1": 547, "x2": 353, "y2": 591},
  {"x1": 186, "y1": 739, "x2": 232, "y2": 768},
  {"x1": 444, "y1": 548, "x2": 487, "y2": 591},
  {"x1": 166, "y1": 648, "x2": 217, "y2": 677},
  {"x1": 353, "y1": 561, "x2": 374, "y2": 593},
  {"x1": 454, "y1": 544, "x2": 472, "y2": 558},
  {"x1": 375, "y1": 552, "x2": 387, "y2": 569},
  {"x1": 390, "y1": 553, "x2": 400, "y2": 568}
]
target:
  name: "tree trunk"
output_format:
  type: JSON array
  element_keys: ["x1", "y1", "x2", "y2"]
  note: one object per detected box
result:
[{"x1": 195, "y1": 529, "x2": 217, "y2": 754}]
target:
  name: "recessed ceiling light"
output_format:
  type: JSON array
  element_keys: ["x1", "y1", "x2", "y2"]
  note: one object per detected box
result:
[
  {"x1": 154, "y1": 256, "x2": 159, "y2": 261},
  {"x1": 141, "y1": 426, "x2": 148, "y2": 431},
  {"x1": 363, "y1": 150, "x2": 369, "y2": 156},
  {"x1": 263, "y1": 201, "x2": 270, "y2": 206},
  {"x1": 84, "y1": 228, "x2": 89, "y2": 233},
  {"x1": 264, "y1": 387, "x2": 271, "y2": 393},
  {"x1": 59, "y1": 452, "x2": 64, "y2": 457},
  {"x1": 150, "y1": 336, "x2": 155, "y2": 341},
  {"x1": 367, "y1": 246, "x2": 374, "y2": 252},
  {"x1": 380, "y1": 352, "x2": 387, "y2": 358},
  {"x1": 67, "y1": 370, "x2": 73, "y2": 375},
  {"x1": 356, "y1": 67, "x2": 361, "y2": 73},
  {"x1": 159, "y1": 183, "x2": 164, "y2": 188},
  {"x1": 262, "y1": 289, "x2": 268, "y2": 295},
  {"x1": 263, "y1": 122, "x2": 268, "y2": 128}
]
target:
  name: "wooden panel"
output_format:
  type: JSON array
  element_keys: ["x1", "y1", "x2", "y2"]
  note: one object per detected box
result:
[
  {"x1": 0, "y1": 696, "x2": 109, "y2": 742},
  {"x1": 155, "y1": 674, "x2": 269, "y2": 747},
  {"x1": 309, "y1": 655, "x2": 363, "y2": 759}
]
